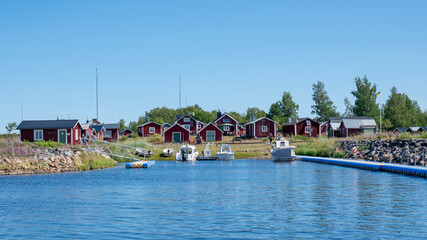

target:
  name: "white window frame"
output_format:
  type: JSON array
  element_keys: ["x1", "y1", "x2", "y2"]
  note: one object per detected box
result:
[
  {"x1": 306, "y1": 120, "x2": 311, "y2": 126},
  {"x1": 34, "y1": 130, "x2": 43, "y2": 141},
  {"x1": 184, "y1": 125, "x2": 190, "y2": 130},
  {"x1": 223, "y1": 118, "x2": 230, "y2": 123},
  {"x1": 262, "y1": 125, "x2": 268, "y2": 132},
  {"x1": 149, "y1": 127, "x2": 155, "y2": 133},
  {"x1": 223, "y1": 125, "x2": 229, "y2": 131},
  {"x1": 75, "y1": 129, "x2": 79, "y2": 140},
  {"x1": 305, "y1": 126, "x2": 311, "y2": 133},
  {"x1": 184, "y1": 117, "x2": 190, "y2": 123}
]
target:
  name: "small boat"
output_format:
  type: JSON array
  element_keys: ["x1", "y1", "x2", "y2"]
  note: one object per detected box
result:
[
  {"x1": 135, "y1": 148, "x2": 153, "y2": 157},
  {"x1": 197, "y1": 143, "x2": 218, "y2": 160},
  {"x1": 162, "y1": 148, "x2": 174, "y2": 157},
  {"x1": 217, "y1": 144, "x2": 234, "y2": 161},
  {"x1": 270, "y1": 138, "x2": 296, "y2": 161},
  {"x1": 176, "y1": 144, "x2": 199, "y2": 161}
]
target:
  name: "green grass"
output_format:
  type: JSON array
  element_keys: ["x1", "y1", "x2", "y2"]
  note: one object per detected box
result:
[
  {"x1": 32, "y1": 140, "x2": 65, "y2": 148},
  {"x1": 78, "y1": 153, "x2": 115, "y2": 171},
  {"x1": 294, "y1": 138, "x2": 336, "y2": 157},
  {"x1": 332, "y1": 150, "x2": 346, "y2": 158}
]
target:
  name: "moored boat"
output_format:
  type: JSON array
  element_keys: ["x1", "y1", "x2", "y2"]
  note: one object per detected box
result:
[
  {"x1": 162, "y1": 148, "x2": 174, "y2": 157},
  {"x1": 176, "y1": 144, "x2": 199, "y2": 161},
  {"x1": 270, "y1": 138, "x2": 296, "y2": 161},
  {"x1": 217, "y1": 144, "x2": 234, "y2": 161}
]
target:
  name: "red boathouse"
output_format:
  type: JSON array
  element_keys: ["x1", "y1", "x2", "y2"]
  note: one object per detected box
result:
[
  {"x1": 163, "y1": 124, "x2": 190, "y2": 143},
  {"x1": 198, "y1": 123, "x2": 223, "y2": 142}
]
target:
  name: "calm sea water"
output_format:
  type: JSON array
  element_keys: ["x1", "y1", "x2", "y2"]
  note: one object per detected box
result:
[{"x1": 1, "y1": 160, "x2": 427, "y2": 239}]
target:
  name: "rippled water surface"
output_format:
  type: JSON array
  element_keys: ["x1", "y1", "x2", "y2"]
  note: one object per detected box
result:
[{"x1": 1, "y1": 160, "x2": 427, "y2": 239}]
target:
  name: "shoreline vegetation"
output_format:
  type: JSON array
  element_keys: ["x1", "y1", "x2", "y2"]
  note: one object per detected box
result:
[
  {"x1": 1, "y1": 131, "x2": 426, "y2": 175},
  {"x1": 0, "y1": 139, "x2": 115, "y2": 175}
]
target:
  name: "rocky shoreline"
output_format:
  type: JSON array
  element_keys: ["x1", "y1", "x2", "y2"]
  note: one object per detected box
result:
[
  {"x1": 339, "y1": 139, "x2": 427, "y2": 165},
  {"x1": 0, "y1": 148, "x2": 113, "y2": 175}
]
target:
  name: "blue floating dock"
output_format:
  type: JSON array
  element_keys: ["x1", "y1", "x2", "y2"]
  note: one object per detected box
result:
[
  {"x1": 126, "y1": 160, "x2": 155, "y2": 168},
  {"x1": 298, "y1": 156, "x2": 427, "y2": 178}
]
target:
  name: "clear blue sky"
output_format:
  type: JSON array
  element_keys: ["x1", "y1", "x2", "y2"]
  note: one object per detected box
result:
[{"x1": 1, "y1": 0, "x2": 426, "y2": 133}]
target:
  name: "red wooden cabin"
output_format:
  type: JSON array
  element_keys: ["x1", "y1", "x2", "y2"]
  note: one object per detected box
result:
[
  {"x1": 17, "y1": 119, "x2": 82, "y2": 145},
  {"x1": 138, "y1": 122, "x2": 162, "y2": 136},
  {"x1": 245, "y1": 117, "x2": 277, "y2": 138},
  {"x1": 163, "y1": 124, "x2": 190, "y2": 143},
  {"x1": 283, "y1": 118, "x2": 320, "y2": 137},
  {"x1": 198, "y1": 123, "x2": 223, "y2": 142},
  {"x1": 214, "y1": 113, "x2": 240, "y2": 136},
  {"x1": 175, "y1": 114, "x2": 199, "y2": 134}
]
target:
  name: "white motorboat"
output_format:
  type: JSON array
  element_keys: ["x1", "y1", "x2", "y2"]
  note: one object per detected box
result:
[
  {"x1": 176, "y1": 144, "x2": 199, "y2": 161},
  {"x1": 198, "y1": 143, "x2": 218, "y2": 160},
  {"x1": 216, "y1": 144, "x2": 234, "y2": 161},
  {"x1": 162, "y1": 148, "x2": 174, "y2": 157},
  {"x1": 270, "y1": 138, "x2": 296, "y2": 161}
]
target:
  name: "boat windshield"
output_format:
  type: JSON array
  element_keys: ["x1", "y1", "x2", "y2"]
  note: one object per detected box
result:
[
  {"x1": 181, "y1": 148, "x2": 193, "y2": 154},
  {"x1": 221, "y1": 145, "x2": 231, "y2": 152}
]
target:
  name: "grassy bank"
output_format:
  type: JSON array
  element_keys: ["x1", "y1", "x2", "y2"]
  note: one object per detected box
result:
[
  {"x1": 294, "y1": 138, "x2": 345, "y2": 158},
  {"x1": 78, "y1": 153, "x2": 116, "y2": 171}
]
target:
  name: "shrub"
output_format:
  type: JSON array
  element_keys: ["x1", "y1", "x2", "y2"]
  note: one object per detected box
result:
[
  {"x1": 417, "y1": 132, "x2": 427, "y2": 139},
  {"x1": 33, "y1": 140, "x2": 64, "y2": 148},
  {"x1": 396, "y1": 132, "x2": 413, "y2": 140},
  {"x1": 293, "y1": 135, "x2": 309, "y2": 141},
  {"x1": 332, "y1": 150, "x2": 346, "y2": 158},
  {"x1": 149, "y1": 134, "x2": 162, "y2": 143},
  {"x1": 78, "y1": 153, "x2": 115, "y2": 170},
  {"x1": 262, "y1": 138, "x2": 269, "y2": 143}
]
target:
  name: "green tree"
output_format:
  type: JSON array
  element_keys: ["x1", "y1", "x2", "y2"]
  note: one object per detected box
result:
[
  {"x1": 311, "y1": 81, "x2": 339, "y2": 122},
  {"x1": 343, "y1": 97, "x2": 354, "y2": 117},
  {"x1": 119, "y1": 119, "x2": 126, "y2": 131},
  {"x1": 267, "y1": 101, "x2": 284, "y2": 123},
  {"x1": 244, "y1": 107, "x2": 266, "y2": 122},
  {"x1": 383, "y1": 86, "x2": 425, "y2": 128},
  {"x1": 280, "y1": 91, "x2": 299, "y2": 119},
  {"x1": 5, "y1": 122, "x2": 17, "y2": 136},
  {"x1": 351, "y1": 76, "x2": 380, "y2": 121},
  {"x1": 228, "y1": 111, "x2": 245, "y2": 123}
]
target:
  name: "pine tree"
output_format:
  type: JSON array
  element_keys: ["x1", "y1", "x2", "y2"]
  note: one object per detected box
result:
[{"x1": 311, "y1": 81, "x2": 339, "y2": 122}]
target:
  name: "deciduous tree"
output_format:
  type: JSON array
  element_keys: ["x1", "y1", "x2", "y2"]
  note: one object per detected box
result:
[{"x1": 311, "y1": 81, "x2": 339, "y2": 122}]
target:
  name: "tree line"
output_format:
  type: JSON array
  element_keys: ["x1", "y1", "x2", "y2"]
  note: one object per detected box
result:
[{"x1": 121, "y1": 76, "x2": 427, "y2": 133}]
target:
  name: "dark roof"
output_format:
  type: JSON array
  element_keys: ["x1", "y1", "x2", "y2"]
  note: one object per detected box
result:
[
  {"x1": 91, "y1": 123, "x2": 120, "y2": 129},
  {"x1": 421, "y1": 126, "x2": 427, "y2": 131},
  {"x1": 283, "y1": 118, "x2": 317, "y2": 126},
  {"x1": 92, "y1": 125, "x2": 106, "y2": 133},
  {"x1": 120, "y1": 129, "x2": 133, "y2": 133},
  {"x1": 394, "y1": 127, "x2": 409, "y2": 132},
  {"x1": 17, "y1": 120, "x2": 80, "y2": 130}
]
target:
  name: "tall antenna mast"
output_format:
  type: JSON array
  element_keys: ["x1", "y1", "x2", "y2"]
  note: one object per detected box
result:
[
  {"x1": 179, "y1": 75, "x2": 181, "y2": 109},
  {"x1": 96, "y1": 65, "x2": 99, "y2": 120}
]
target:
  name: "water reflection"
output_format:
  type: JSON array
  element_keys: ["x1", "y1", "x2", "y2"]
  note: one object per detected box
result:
[{"x1": 0, "y1": 160, "x2": 427, "y2": 239}]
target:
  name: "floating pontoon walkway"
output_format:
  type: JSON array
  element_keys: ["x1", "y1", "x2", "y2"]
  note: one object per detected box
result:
[
  {"x1": 125, "y1": 160, "x2": 155, "y2": 168},
  {"x1": 297, "y1": 156, "x2": 427, "y2": 178}
]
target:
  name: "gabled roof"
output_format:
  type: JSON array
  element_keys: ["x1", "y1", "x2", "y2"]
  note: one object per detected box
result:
[
  {"x1": 247, "y1": 117, "x2": 277, "y2": 125},
  {"x1": 17, "y1": 120, "x2": 81, "y2": 130},
  {"x1": 328, "y1": 117, "x2": 345, "y2": 123},
  {"x1": 162, "y1": 122, "x2": 171, "y2": 126},
  {"x1": 102, "y1": 123, "x2": 120, "y2": 129},
  {"x1": 213, "y1": 113, "x2": 239, "y2": 124},
  {"x1": 394, "y1": 127, "x2": 408, "y2": 132},
  {"x1": 330, "y1": 122, "x2": 341, "y2": 131},
  {"x1": 282, "y1": 117, "x2": 318, "y2": 126},
  {"x1": 91, "y1": 125, "x2": 106, "y2": 133},
  {"x1": 120, "y1": 129, "x2": 133, "y2": 133},
  {"x1": 81, "y1": 124, "x2": 92, "y2": 130},
  {"x1": 164, "y1": 123, "x2": 191, "y2": 133},
  {"x1": 408, "y1": 127, "x2": 420, "y2": 132},
  {"x1": 199, "y1": 122, "x2": 223, "y2": 133},
  {"x1": 421, "y1": 126, "x2": 427, "y2": 131},
  {"x1": 341, "y1": 118, "x2": 377, "y2": 129},
  {"x1": 175, "y1": 114, "x2": 197, "y2": 123},
  {"x1": 137, "y1": 121, "x2": 162, "y2": 127}
]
